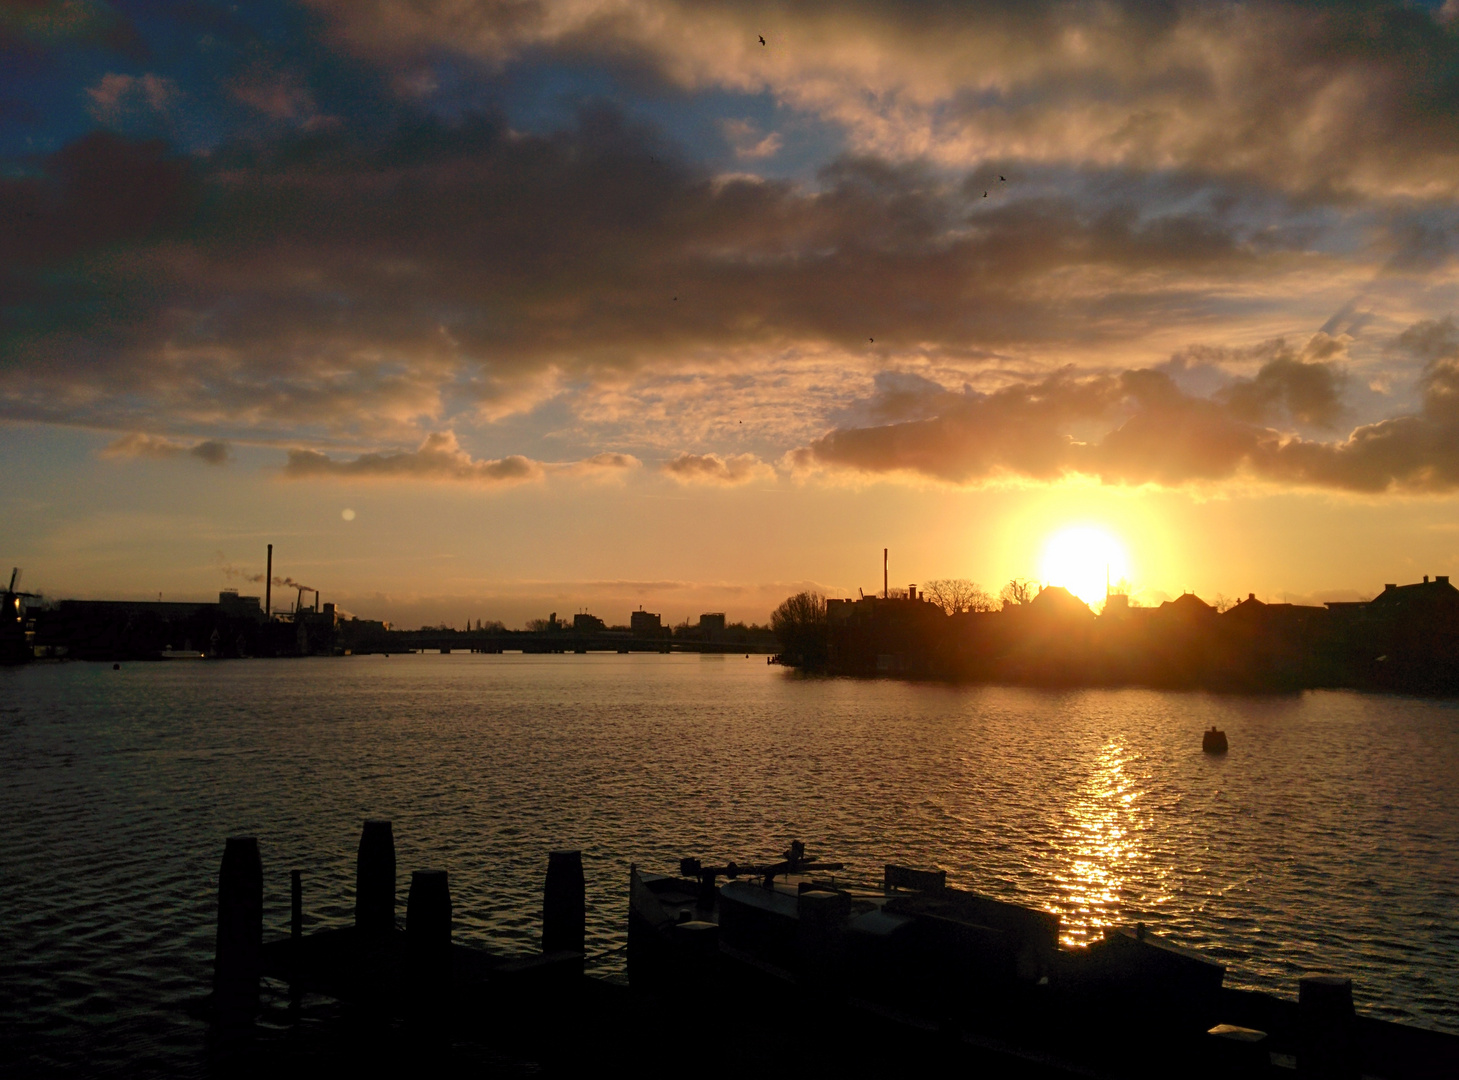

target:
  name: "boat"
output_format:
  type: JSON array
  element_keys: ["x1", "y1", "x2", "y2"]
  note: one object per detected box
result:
[
  {"x1": 1203, "y1": 727, "x2": 1229, "y2": 753},
  {"x1": 629, "y1": 843, "x2": 1459, "y2": 1078}
]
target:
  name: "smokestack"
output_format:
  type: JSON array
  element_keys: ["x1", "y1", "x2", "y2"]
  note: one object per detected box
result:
[
  {"x1": 883, "y1": 548, "x2": 888, "y2": 600},
  {"x1": 265, "y1": 545, "x2": 272, "y2": 618}
]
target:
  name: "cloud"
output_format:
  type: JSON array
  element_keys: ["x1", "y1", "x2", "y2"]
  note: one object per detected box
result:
[
  {"x1": 284, "y1": 431, "x2": 543, "y2": 484},
  {"x1": 100, "y1": 432, "x2": 231, "y2": 465},
  {"x1": 1217, "y1": 336, "x2": 1349, "y2": 429},
  {"x1": 797, "y1": 324, "x2": 1459, "y2": 494},
  {"x1": 662, "y1": 452, "x2": 774, "y2": 485},
  {"x1": 7, "y1": 2, "x2": 1459, "y2": 502},
  {"x1": 228, "y1": 65, "x2": 318, "y2": 122},
  {"x1": 309, "y1": 0, "x2": 1459, "y2": 199},
  {"x1": 1, "y1": 113, "x2": 1360, "y2": 444},
  {"x1": 85, "y1": 72, "x2": 179, "y2": 128},
  {"x1": 721, "y1": 118, "x2": 782, "y2": 160},
  {"x1": 282, "y1": 430, "x2": 637, "y2": 484},
  {"x1": 562, "y1": 451, "x2": 642, "y2": 477}
]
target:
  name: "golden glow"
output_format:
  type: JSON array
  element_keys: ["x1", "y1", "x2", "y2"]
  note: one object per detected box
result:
[
  {"x1": 1039, "y1": 525, "x2": 1130, "y2": 606},
  {"x1": 1049, "y1": 739, "x2": 1165, "y2": 947}
]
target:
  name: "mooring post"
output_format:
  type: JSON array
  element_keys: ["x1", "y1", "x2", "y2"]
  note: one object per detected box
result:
[
  {"x1": 214, "y1": 836, "x2": 263, "y2": 1020},
  {"x1": 1298, "y1": 975, "x2": 1359, "y2": 1079},
  {"x1": 355, "y1": 819, "x2": 396, "y2": 935},
  {"x1": 543, "y1": 850, "x2": 586, "y2": 954},
  {"x1": 407, "y1": 869, "x2": 452, "y2": 986}
]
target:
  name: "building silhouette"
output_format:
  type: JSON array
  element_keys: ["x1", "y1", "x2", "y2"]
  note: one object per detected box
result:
[{"x1": 812, "y1": 575, "x2": 1459, "y2": 692}]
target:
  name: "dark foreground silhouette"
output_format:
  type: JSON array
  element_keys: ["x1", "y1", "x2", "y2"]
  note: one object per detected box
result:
[{"x1": 202, "y1": 824, "x2": 1459, "y2": 1079}]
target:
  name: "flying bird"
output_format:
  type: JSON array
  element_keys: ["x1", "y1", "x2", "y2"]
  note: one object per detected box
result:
[
  {"x1": 999, "y1": 175, "x2": 1006, "y2": 182},
  {"x1": 869, "y1": 337, "x2": 875, "y2": 343},
  {"x1": 983, "y1": 191, "x2": 988, "y2": 197},
  {"x1": 759, "y1": 35, "x2": 766, "y2": 45}
]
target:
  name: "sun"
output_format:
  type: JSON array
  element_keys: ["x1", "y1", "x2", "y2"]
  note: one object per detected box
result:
[{"x1": 1039, "y1": 526, "x2": 1130, "y2": 607}]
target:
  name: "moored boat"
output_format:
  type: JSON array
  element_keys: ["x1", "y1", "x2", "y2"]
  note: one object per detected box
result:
[{"x1": 629, "y1": 843, "x2": 1459, "y2": 1078}]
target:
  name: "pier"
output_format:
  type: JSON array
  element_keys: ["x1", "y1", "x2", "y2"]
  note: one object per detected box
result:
[{"x1": 207, "y1": 824, "x2": 1459, "y2": 1079}]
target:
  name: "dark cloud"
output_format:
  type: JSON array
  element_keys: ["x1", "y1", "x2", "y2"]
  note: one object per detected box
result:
[
  {"x1": 309, "y1": 0, "x2": 1459, "y2": 198},
  {"x1": 0, "y1": 111, "x2": 1331, "y2": 439},
  {"x1": 800, "y1": 327, "x2": 1459, "y2": 493},
  {"x1": 1218, "y1": 336, "x2": 1348, "y2": 429}
]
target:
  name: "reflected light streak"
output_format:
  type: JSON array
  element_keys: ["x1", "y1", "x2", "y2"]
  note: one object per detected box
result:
[{"x1": 1047, "y1": 739, "x2": 1157, "y2": 947}]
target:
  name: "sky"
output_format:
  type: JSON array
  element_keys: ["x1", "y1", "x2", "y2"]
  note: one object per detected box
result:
[{"x1": 8, "y1": 0, "x2": 1459, "y2": 627}]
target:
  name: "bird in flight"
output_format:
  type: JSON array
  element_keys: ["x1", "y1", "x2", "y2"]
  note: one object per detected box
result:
[
  {"x1": 869, "y1": 337, "x2": 875, "y2": 343},
  {"x1": 759, "y1": 35, "x2": 766, "y2": 46},
  {"x1": 999, "y1": 175, "x2": 1006, "y2": 182},
  {"x1": 983, "y1": 191, "x2": 988, "y2": 198}
]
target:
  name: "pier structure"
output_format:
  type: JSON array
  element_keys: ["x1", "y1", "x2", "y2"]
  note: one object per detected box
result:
[{"x1": 207, "y1": 828, "x2": 1459, "y2": 1078}]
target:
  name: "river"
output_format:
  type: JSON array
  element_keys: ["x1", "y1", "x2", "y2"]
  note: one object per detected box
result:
[{"x1": 2, "y1": 653, "x2": 1457, "y2": 1074}]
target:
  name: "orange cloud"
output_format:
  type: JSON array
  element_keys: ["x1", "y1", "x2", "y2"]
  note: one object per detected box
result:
[
  {"x1": 662, "y1": 452, "x2": 774, "y2": 485},
  {"x1": 282, "y1": 431, "x2": 638, "y2": 485},
  {"x1": 101, "y1": 432, "x2": 230, "y2": 465}
]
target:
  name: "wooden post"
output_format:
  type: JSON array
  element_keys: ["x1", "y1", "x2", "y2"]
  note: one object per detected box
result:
[
  {"x1": 543, "y1": 850, "x2": 585, "y2": 954},
  {"x1": 1299, "y1": 975, "x2": 1359, "y2": 1079},
  {"x1": 355, "y1": 820, "x2": 395, "y2": 935},
  {"x1": 214, "y1": 837, "x2": 262, "y2": 1019},
  {"x1": 407, "y1": 870, "x2": 452, "y2": 985}
]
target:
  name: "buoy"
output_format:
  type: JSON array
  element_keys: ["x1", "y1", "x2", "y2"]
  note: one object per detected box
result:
[{"x1": 1203, "y1": 726, "x2": 1228, "y2": 753}]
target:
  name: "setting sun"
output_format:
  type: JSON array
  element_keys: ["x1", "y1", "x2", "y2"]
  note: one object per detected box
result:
[{"x1": 1040, "y1": 526, "x2": 1130, "y2": 608}]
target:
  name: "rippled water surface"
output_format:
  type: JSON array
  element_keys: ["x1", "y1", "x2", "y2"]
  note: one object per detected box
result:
[{"x1": 3, "y1": 654, "x2": 1458, "y2": 1073}]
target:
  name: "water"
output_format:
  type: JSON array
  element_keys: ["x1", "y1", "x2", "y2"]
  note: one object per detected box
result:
[{"x1": 2, "y1": 654, "x2": 1458, "y2": 1074}]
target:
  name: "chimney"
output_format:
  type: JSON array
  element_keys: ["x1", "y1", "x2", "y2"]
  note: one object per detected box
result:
[
  {"x1": 1384, "y1": 583, "x2": 1397, "y2": 591},
  {"x1": 1440, "y1": 576, "x2": 1450, "y2": 585},
  {"x1": 265, "y1": 545, "x2": 272, "y2": 617},
  {"x1": 1248, "y1": 593, "x2": 1255, "y2": 601},
  {"x1": 1424, "y1": 575, "x2": 1430, "y2": 584},
  {"x1": 909, "y1": 584, "x2": 917, "y2": 601},
  {"x1": 883, "y1": 548, "x2": 888, "y2": 600}
]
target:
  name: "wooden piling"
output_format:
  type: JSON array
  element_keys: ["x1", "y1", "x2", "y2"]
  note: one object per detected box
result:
[
  {"x1": 214, "y1": 836, "x2": 263, "y2": 1018},
  {"x1": 543, "y1": 850, "x2": 586, "y2": 954},
  {"x1": 1299, "y1": 975, "x2": 1359, "y2": 1079},
  {"x1": 355, "y1": 819, "x2": 396, "y2": 935},
  {"x1": 290, "y1": 870, "x2": 302, "y2": 941},
  {"x1": 407, "y1": 869, "x2": 452, "y2": 984}
]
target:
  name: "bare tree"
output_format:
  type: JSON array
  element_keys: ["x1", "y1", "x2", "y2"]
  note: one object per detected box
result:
[
  {"x1": 1212, "y1": 593, "x2": 1237, "y2": 613},
  {"x1": 771, "y1": 591, "x2": 828, "y2": 668},
  {"x1": 1000, "y1": 578, "x2": 1036, "y2": 608},
  {"x1": 923, "y1": 578, "x2": 995, "y2": 615}
]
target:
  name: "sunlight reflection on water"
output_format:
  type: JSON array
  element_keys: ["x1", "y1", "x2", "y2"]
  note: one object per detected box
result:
[{"x1": 1048, "y1": 739, "x2": 1169, "y2": 946}]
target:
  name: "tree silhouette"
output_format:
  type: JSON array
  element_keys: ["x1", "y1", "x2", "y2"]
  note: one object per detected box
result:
[
  {"x1": 923, "y1": 578, "x2": 995, "y2": 615},
  {"x1": 1001, "y1": 578, "x2": 1036, "y2": 608},
  {"x1": 772, "y1": 591, "x2": 828, "y2": 668}
]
